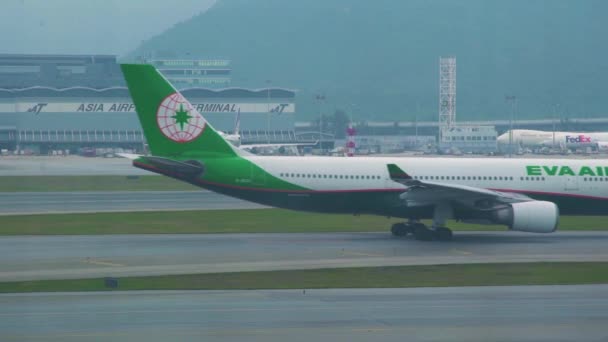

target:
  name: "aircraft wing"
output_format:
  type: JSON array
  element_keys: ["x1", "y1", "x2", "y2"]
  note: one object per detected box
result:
[{"x1": 387, "y1": 164, "x2": 532, "y2": 210}]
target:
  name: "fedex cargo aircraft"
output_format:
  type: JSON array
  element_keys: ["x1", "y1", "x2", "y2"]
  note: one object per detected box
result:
[{"x1": 498, "y1": 129, "x2": 608, "y2": 152}]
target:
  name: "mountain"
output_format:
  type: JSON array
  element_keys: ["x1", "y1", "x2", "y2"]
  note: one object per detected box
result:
[{"x1": 132, "y1": 0, "x2": 608, "y2": 122}]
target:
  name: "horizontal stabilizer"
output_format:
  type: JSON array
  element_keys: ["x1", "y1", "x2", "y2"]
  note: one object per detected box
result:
[{"x1": 137, "y1": 156, "x2": 204, "y2": 177}]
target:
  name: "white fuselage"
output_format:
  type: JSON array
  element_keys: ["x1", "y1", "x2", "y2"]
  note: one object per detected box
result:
[
  {"x1": 254, "y1": 156, "x2": 608, "y2": 200},
  {"x1": 219, "y1": 131, "x2": 241, "y2": 147}
]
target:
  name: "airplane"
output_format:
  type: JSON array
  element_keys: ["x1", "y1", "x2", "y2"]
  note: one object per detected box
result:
[
  {"x1": 498, "y1": 129, "x2": 608, "y2": 153},
  {"x1": 120, "y1": 64, "x2": 608, "y2": 241},
  {"x1": 218, "y1": 108, "x2": 315, "y2": 154}
]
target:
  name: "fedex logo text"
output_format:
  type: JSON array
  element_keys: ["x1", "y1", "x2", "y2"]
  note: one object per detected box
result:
[{"x1": 565, "y1": 135, "x2": 591, "y2": 144}]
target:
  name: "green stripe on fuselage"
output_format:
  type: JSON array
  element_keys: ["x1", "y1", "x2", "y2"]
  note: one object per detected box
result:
[{"x1": 202, "y1": 157, "x2": 308, "y2": 191}]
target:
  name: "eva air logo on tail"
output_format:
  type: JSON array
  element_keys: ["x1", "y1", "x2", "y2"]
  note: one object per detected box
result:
[{"x1": 156, "y1": 93, "x2": 206, "y2": 143}]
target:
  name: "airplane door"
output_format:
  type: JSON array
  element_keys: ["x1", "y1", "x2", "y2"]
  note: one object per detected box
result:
[{"x1": 564, "y1": 176, "x2": 579, "y2": 191}]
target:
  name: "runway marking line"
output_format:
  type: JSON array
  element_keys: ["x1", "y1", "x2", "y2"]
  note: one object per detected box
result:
[{"x1": 83, "y1": 258, "x2": 126, "y2": 267}]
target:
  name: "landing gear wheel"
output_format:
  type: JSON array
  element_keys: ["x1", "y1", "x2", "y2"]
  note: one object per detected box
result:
[
  {"x1": 390, "y1": 223, "x2": 409, "y2": 237},
  {"x1": 434, "y1": 227, "x2": 453, "y2": 241},
  {"x1": 413, "y1": 225, "x2": 435, "y2": 241}
]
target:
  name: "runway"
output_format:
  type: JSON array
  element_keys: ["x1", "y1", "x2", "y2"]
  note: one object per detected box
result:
[
  {"x1": 2, "y1": 231, "x2": 607, "y2": 281},
  {"x1": 0, "y1": 191, "x2": 265, "y2": 215},
  {"x1": 1, "y1": 285, "x2": 607, "y2": 341}
]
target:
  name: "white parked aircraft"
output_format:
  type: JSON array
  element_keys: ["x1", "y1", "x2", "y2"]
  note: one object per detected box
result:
[
  {"x1": 219, "y1": 109, "x2": 315, "y2": 153},
  {"x1": 498, "y1": 129, "x2": 608, "y2": 152}
]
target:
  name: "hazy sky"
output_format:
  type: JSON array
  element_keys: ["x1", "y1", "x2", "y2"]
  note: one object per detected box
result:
[{"x1": 0, "y1": 0, "x2": 216, "y2": 56}]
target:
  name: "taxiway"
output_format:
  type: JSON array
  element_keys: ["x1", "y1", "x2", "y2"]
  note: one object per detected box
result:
[{"x1": 1, "y1": 231, "x2": 607, "y2": 281}]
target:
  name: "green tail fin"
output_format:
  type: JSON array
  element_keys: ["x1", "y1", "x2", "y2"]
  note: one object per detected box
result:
[{"x1": 120, "y1": 64, "x2": 236, "y2": 158}]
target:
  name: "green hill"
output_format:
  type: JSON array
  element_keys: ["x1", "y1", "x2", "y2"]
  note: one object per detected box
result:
[{"x1": 132, "y1": 0, "x2": 608, "y2": 122}]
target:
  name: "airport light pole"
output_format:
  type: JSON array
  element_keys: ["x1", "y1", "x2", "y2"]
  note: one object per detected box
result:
[
  {"x1": 415, "y1": 102, "x2": 420, "y2": 149},
  {"x1": 266, "y1": 80, "x2": 271, "y2": 143},
  {"x1": 505, "y1": 95, "x2": 517, "y2": 158},
  {"x1": 553, "y1": 103, "x2": 560, "y2": 151},
  {"x1": 316, "y1": 94, "x2": 326, "y2": 150}
]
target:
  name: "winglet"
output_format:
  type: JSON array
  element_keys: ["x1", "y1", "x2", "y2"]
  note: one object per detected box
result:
[{"x1": 387, "y1": 164, "x2": 413, "y2": 181}]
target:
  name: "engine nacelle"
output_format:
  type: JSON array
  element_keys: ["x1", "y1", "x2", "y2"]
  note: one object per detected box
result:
[{"x1": 492, "y1": 201, "x2": 559, "y2": 233}]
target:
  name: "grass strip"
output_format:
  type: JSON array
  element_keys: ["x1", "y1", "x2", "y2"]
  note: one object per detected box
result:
[
  {"x1": 0, "y1": 209, "x2": 606, "y2": 235},
  {"x1": 1, "y1": 262, "x2": 607, "y2": 293},
  {"x1": 0, "y1": 175, "x2": 197, "y2": 192}
]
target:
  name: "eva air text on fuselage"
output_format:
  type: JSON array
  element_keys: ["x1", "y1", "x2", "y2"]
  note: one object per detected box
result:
[{"x1": 527, "y1": 165, "x2": 608, "y2": 177}]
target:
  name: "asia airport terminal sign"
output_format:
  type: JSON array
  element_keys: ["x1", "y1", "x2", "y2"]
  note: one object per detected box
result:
[{"x1": 0, "y1": 102, "x2": 295, "y2": 114}]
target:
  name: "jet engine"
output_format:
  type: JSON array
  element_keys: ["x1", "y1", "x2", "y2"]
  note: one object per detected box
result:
[{"x1": 492, "y1": 201, "x2": 559, "y2": 233}]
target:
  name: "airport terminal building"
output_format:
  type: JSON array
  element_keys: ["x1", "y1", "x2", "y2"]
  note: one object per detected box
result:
[{"x1": 0, "y1": 54, "x2": 298, "y2": 154}]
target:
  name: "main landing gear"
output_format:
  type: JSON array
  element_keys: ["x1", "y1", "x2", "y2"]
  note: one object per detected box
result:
[
  {"x1": 390, "y1": 202, "x2": 454, "y2": 241},
  {"x1": 390, "y1": 221, "x2": 453, "y2": 241}
]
